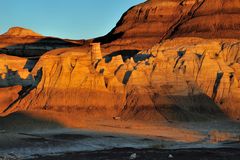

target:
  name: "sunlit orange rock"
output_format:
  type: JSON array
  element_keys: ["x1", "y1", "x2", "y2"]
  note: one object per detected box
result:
[
  {"x1": 3, "y1": 27, "x2": 43, "y2": 37},
  {"x1": 2, "y1": 38, "x2": 239, "y2": 121},
  {"x1": 0, "y1": 86, "x2": 22, "y2": 113},
  {"x1": 6, "y1": 47, "x2": 125, "y2": 118}
]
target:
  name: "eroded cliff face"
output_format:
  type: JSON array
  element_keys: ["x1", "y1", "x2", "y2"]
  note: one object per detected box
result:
[
  {"x1": 142, "y1": 38, "x2": 240, "y2": 119},
  {"x1": 6, "y1": 47, "x2": 126, "y2": 118},
  {"x1": 96, "y1": 0, "x2": 240, "y2": 52},
  {"x1": 4, "y1": 38, "x2": 240, "y2": 121}
]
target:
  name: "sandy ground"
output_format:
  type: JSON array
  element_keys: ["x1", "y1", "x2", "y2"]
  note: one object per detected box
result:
[{"x1": 0, "y1": 111, "x2": 240, "y2": 159}]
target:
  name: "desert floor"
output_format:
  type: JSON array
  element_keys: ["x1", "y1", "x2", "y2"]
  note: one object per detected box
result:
[{"x1": 0, "y1": 111, "x2": 240, "y2": 159}]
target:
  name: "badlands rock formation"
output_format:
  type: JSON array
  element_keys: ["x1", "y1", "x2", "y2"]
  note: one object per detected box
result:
[
  {"x1": 3, "y1": 38, "x2": 239, "y2": 121},
  {"x1": 1, "y1": 0, "x2": 240, "y2": 122},
  {"x1": 5, "y1": 46, "x2": 126, "y2": 117},
  {"x1": 96, "y1": 0, "x2": 240, "y2": 52}
]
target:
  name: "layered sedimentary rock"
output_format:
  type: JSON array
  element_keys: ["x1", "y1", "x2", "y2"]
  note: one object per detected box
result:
[
  {"x1": 139, "y1": 38, "x2": 240, "y2": 119},
  {"x1": 0, "y1": 27, "x2": 84, "y2": 57},
  {"x1": 96, "y1": 0, "x2": 240, "y2": 52},
  {"x1": 4, "y1": 38, "x2": 240, "y2": 121}
]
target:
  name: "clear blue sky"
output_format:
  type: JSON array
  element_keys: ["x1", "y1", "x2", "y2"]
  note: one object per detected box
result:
[{"x1": 0, "y1": 0, "x2": 145, "y2": 39}]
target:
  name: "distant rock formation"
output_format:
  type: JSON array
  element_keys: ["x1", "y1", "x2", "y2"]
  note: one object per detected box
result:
[
  {"x1": 95, "y1": 0, "x2": 240, "y2": 52},
  {"x1": 0, "y1": 27, "x2": 85, "y2": 57},
  {"x1": 3, "y1": 27, "x2": 43, "y2": 37}
]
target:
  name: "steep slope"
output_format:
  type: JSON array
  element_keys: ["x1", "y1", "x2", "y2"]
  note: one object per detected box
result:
[
  {"x1": 95, "y1": 0, "x2": 240, "y2": 52},
  {"x1": 4, "y1": 38, "x2": 240, "y2": 121}
]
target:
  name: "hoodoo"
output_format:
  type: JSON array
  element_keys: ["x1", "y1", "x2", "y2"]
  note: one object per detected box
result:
[{"x1": 90, "y1": 43, "x2": 102, "y2": 62}]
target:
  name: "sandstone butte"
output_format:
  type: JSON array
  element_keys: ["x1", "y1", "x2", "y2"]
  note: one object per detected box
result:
[{"x1": 0, "y1": 0, "x2": 240, "y2": 122}]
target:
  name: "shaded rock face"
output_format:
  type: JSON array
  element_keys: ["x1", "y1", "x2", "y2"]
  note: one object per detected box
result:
[
  {"x1": 4, "y1": 38, "x2": 240, "y2": 121},
  {"x1": 0, "y1": 27, "x2": 85, "y2": 57},
  {"x1": 96, "y1": 0, "x2": 240, "y2": 52}
]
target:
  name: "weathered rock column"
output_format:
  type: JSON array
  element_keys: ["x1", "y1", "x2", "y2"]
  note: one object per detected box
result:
[{"x1": 90, "y1": 43, "x2": 102, "y2": 62}]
